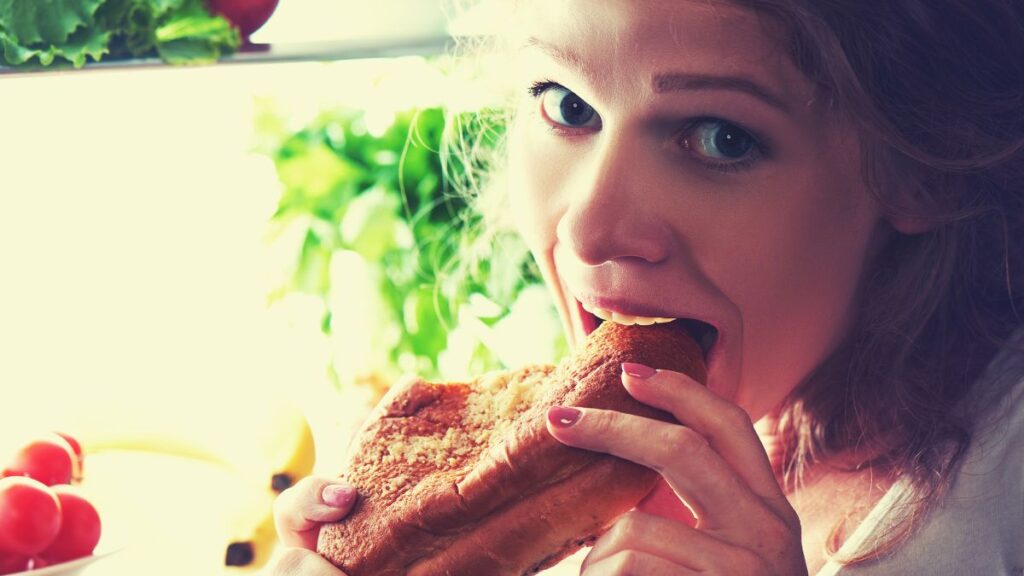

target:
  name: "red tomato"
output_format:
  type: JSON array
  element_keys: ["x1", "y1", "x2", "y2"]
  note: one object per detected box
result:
[
  {"x1": 0, "y1": 551, "x2": 30, "y2": 575},
  {"x1": 3, "y1": 434, "x2": 76, "y2": 487},
  {"x1": 40, "y1": 486, "x2": 101, "y2": 563},
  {"x1": 54, "y1": 432, "x2": 84, "y2": 481},
  {"x1": 205, "y1": 0, "x2": 280, "y2": 38},
  {"x1": 0, "y1": 477, "x2": 62, "y2": 556}
]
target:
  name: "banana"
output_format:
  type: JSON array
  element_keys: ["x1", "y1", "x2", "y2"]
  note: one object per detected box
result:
[
  {"x1": 56, "y1": 388, "x2": 316, "y2": 497},
  {"x1": 78, "y1": 448, "x2": 288, "y2": 574},
  {"x1": 223, "y1": 486, "x2": 281, "y2": 572},
  {"x1": 37, "y1": 386, "x2": 315, "y2": 573}
]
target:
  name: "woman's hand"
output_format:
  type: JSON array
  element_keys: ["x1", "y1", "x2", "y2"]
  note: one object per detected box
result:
[
  {"x1": 546, "y1": 363, "x2": 806, "y2": 575},
  {"x1": 270, "y1": 476, "x2": 358, "y2": 575}
]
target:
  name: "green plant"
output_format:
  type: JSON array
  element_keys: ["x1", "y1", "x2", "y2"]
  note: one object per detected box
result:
[
  {"x1": 0, "y1": 0, "x2": 239, "y2": 68},
  {"x1": 257, "y1": 101, "x2": 565, "y2": 389}
]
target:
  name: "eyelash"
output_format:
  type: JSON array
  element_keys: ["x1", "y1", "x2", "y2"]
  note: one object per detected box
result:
[
  {"x1": 681, "y1": 129, "x2": 763, "y2": 175},
  {"x1": 528, "y1": 80, "x2": 588, "y2": 135},
  {"x1": 526, "y1": 79, "x2": 769, "y2": 176},
  {"x1": 527, "y1": 80, "x2": 556, "y2": 98}
]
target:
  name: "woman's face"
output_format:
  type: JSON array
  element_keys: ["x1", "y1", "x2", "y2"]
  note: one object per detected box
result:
[{"x1": 507, "y1": 0, "x2": 889, "y2": 419}]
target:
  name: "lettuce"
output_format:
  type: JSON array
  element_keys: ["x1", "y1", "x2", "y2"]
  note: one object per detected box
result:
[{"x1": 0, "y1": 0, "x2": 239, "y2": 69}]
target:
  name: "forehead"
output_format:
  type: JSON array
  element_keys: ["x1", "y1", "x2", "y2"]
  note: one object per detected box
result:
[{"x1": 515, "y1": 0, "x2": 811, "y2": 104}]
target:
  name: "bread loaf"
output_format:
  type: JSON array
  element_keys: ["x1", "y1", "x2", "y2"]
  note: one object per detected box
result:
[{"x1": 317, "y1": 321, "x2": 706, "y2": 575}]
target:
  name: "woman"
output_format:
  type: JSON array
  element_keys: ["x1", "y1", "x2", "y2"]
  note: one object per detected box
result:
[{"x1": 272, "y1": 1, "x2": 1024, "y2": 573}]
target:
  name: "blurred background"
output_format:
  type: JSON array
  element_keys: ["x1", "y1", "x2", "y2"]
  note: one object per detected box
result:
[{"x1": 0, "y1": 1, "x2": 573, "y2": 574}]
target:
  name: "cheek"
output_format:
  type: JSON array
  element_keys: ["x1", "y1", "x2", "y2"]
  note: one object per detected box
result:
[
  {"x1": 777, "y1": 181, "x2": 880, "y2": 314},
  {"x1": 729, "y1": 182, "x2": 882, "y2": 389},
  {"x1": 507, "y1": 120, "x2": 563, "y2": 253}
]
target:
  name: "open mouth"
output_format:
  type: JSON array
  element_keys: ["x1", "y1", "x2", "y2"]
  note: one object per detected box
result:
[
  {"x1": 673, "y1": 318, "x2": 719, "y2": 360},
  {"x1": 579, "y1": 302, "x2": 719, "y2": 361}
]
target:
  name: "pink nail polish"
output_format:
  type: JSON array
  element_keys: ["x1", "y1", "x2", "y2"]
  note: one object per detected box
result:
[
  {"x1": 322, "y1": 484, "x2": 356, "y2": 507},
  {"x1": 622, "y1": 362, "x2": 656, "y2": 379},
  {"x1": 547, "y1": 406, "x2": 582, "y2": 428}
]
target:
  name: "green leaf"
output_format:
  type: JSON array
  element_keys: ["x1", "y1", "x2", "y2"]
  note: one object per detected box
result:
[
  {"x1": 59, "y1": 22, "x2": 109, "y2": 67},
  {"x1": 340, "y1": 186, "x2": 412, "y2": 262},
  {"x1": 259, "y1": 100, "x2": 546, "y2": 383},
  {"x1": 276, "y1": 144, "x2": 362, "y2": 206},
  {"x1": 150, "y1": 0, "x2": 186, "y2": 17},
  {"x1": 154, "y1": 12, "x2": 239, "y2": 65},
  {"x1": 0, "y1": 0, "x2": 104, "y2": 45},
  {"x1": 0, "y1": 25, "x2": 106, "y2": 68},
  {"x1": 154, "y1": 13, "x2": 228, "y2": 42},
  {"x1": 0, "y1": 29, "x2": 45, "y2": 65},
  {"x1": 401, "y1": 285, "x2": 449, "y2": 363},
  {"x1": 95, "y1": 0, "x2": 156, "y2": 57},
  {"x1": 0, "y1": 0, "x2": 238, "y2": 67},
  {"x1": 93, "y1": 0, "x2": 134, "y2": 29},
  {"x1": 293, "y1": 229, "x2": 333, "y2": 296}
]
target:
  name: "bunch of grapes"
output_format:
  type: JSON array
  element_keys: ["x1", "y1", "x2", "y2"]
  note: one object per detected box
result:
[{"x1": 0, "y1": 433, "x2": 101, "y2": 574}]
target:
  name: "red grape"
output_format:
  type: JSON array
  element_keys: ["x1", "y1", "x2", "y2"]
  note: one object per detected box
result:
[
  {"x1": 0, "y1": 477, "x2": 62, "y2": 556},
  {"x1": 41, "y1": 486, "x2": 102, "y2": 563},
  {"x1": 4, "y1": 434, "x2": 76, "y2": 486}
]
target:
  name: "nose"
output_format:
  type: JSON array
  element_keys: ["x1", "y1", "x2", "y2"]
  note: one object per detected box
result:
[{"x1": 556, "y1": 133, "x2": 672, "y2": 266}]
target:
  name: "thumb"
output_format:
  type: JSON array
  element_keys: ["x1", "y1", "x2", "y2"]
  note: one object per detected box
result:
[{"x1": 274, "y1": 475, "x2": 358, "y2": 549}]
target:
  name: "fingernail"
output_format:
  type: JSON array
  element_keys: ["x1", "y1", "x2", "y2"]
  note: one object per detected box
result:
[
  {"x1": 548, "y1": 406, "x2": 582, "y2": 428},
  {"x1": 322, "y1": 484, "x2": 357, "y2": 507},
  {"x1": 622, "y1": 362, "x2": 656, "y2": 379}
]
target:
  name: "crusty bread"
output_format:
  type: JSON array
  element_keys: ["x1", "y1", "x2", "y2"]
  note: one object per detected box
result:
[{"x1": 317, "y1": 321, "x2": 706, "y2": 575}]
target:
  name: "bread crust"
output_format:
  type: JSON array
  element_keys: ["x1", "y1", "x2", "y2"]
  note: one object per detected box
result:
[{"x1": 317, "y1": 321, "x2": 706, "y2": 575}]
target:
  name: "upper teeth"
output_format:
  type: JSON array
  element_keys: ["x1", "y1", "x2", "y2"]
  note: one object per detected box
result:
[{"x1": 587, "y1": 306, "x2": 676, "y2": 326}]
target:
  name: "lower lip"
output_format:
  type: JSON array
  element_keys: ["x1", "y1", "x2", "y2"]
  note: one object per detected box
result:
[{"x1": 577, "y1": 301, "x2": 602, "y2": 336}]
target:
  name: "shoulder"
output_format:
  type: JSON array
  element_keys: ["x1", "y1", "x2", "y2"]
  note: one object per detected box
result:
[
  {"x1": 912, "y1": 331, "x2": 1024, "y2": 571},
  {"x1": 946, "y1": 330, "x2": 1024, "y2": 554},
  {"x1": 839, "y1": 331, "x2": 1024, "y2": 575},
  {"x1": 955, "y1": 333, "x2": 1024, "y2": 526},
  {"x1": 969, "y1": 328, "x2": 1024, "y2": 462}
]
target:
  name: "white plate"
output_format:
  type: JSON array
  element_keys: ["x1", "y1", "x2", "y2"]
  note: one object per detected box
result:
[
  {"x1": 7, "y1": 532, "x2": 122, "y2": 573},
  {"x1": 7, "y1": 543, "x2": 122, "y2": 576}
]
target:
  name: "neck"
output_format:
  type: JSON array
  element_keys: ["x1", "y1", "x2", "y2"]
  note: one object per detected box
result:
[{"x1": 755, "y1": 412, "x2": 786, "y2": 481}]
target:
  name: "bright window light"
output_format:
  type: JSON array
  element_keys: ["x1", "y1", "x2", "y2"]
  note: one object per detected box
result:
[{"x1": 250, "y1": 0, "x2": 448, "y2": 44}]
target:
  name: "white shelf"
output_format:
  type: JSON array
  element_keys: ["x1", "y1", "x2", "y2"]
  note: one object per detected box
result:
[
  {"x1": 0, "y1": 0, "x2": 461, "y2": 76},
  {"x1": 0, "y1": 34, "x2": 453, "y2": 77}
]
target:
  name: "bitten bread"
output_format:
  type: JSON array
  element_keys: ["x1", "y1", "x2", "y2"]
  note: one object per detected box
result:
[{"x1": 317, "y1": 321, "x2": 707, "y2": 575}]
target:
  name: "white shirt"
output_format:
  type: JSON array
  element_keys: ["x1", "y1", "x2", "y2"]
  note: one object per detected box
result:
[{"x1": 821, "y1": 332, "x2": 1024, "y2": 576}]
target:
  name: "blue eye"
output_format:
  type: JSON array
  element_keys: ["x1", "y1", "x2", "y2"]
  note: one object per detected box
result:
[
  {"x1": 684, "y1": 120, "x2": 757, "y2": 161},
  {"x1": 535, "y1": 83, "x2": 600, "y2": 129}
]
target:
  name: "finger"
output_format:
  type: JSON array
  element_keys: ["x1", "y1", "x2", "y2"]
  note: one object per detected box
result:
[
  {"x1": 274, "y1": 476, "x2": 359, "y2": 549},
  {"x1": 580, "y1": 510, "x2": 764, "y2": 575},
  {"x1": 546, "y1": 406, "x2": 765, "y2": 530},
  {"x1": 620, "y1": 363, "x2": 795, "y2": 525},
  {"x1": 580, "y1": 511, "x2": 711, "y2": 571},
  {"x1": 581, "y1": 549, "x2": 699, "y2": 576},
  {"x1": 272, "y1": 547, "x2": 349, "y2": 575}
]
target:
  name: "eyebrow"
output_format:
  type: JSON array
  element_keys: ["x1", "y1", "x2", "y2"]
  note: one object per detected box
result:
[
  {"x1": 524, "y1": 37, "x2": 590, "y2": 77},
  {"x1": 525, "y1": 36, "x2": 792, "y2": 115},
  {"x1": 653, "y1": 73, "x2": 792, "y2": 115}
]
